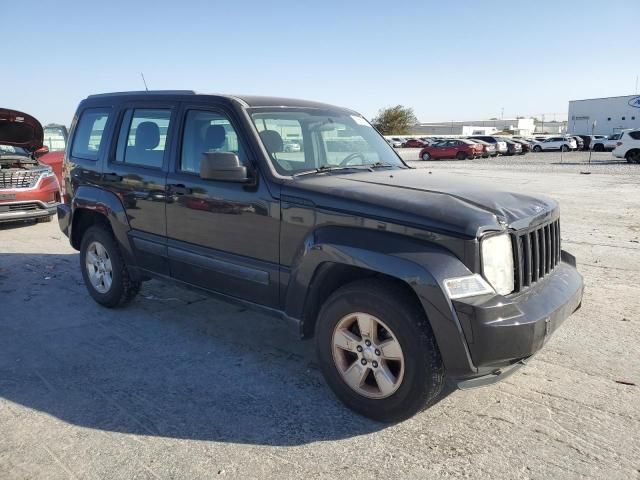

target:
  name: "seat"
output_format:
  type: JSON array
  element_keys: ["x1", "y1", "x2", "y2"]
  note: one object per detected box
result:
[
  {"x1": 131, "y1": 121, "x2": 161, "y2": 166},
  {"x1": 259, "y1": 129, "x2": 283, "y2": 154},
  {"x1": 203, "y1": 124, "x2": 226, "y2": 151}
]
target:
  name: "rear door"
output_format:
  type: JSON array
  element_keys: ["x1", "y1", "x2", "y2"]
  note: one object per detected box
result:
[
  {"x1": 441, "y1": 140, "x2": 457, "y2": 158},
  {"x1": 99, "y1": 103, "x2": 176, "y2": 275},
  {"x1": 165, "y1": 103, "x2": 280, "y2": 308}
]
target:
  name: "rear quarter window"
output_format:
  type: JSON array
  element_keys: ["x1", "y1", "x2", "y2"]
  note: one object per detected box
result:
[
  {"x1": 71, "y1": 108, "x2": 111, "y2": 160},
  {"x1": 629, "y1": 131, "x2": 640, "y2": 140}
]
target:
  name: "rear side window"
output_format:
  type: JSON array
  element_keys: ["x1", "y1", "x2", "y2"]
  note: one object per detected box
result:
[
  {"x1": 629, "y1": 131, "x2": 640, "y2": 140},
  {"x1": 71, "y1": 109, "x2": 111, "y2": 160},
  {"x1": 116, "y1": 109, "x2": 172, "y2": 168}
]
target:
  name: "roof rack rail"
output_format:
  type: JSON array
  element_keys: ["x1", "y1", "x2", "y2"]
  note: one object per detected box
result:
[{"x1": 87, "y1": 90, "x2": 197, "y2": 98}]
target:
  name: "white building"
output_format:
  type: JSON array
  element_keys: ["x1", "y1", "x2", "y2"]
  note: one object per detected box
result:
[
  {"x1": 568, "y1": 95, "x2": 640, "y2": 135},
  {"x1": 409, "y1": 118, "x2": 535, "y2": 137},
  {"x1": 534, "y1": 120, "x2": 567, "y2": 134}
]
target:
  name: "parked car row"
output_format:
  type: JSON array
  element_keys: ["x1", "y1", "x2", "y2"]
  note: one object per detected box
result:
[{"x1": 418, "y1": 135, "x2": 530, "y2": 161}]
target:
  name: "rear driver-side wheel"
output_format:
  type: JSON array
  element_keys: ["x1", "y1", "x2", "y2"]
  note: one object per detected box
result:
[
  {"x1": 421, "y1": 152, "x2": 431, "y2": 161},
  {"x1": 456, "y1": 151, "x2": 466, "y2": 160},
  {"x1": 626, "y1": 150, "x2": 640, "y2": 164},
  {"x1": 533, "y1": 145, "x2": 542, "y2": 152},
  {"x1": 80, "y1": 225, "x2": 141, "y2": 308},
  {"x1": 315, "y1": 279, "x2": 444, "y2": 422}
]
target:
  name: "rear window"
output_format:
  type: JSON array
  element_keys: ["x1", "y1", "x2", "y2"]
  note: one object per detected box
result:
[
  {"x1": 71, "y1": 109, "x2": 111, "y2": 160},
  {"x1": 43, "y1": 127, "x2": 67, "y2": 152}
]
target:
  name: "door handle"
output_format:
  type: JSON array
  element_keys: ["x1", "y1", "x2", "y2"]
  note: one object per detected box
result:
[
  {"x1": 168, "y1": 184, "x2": 192, "y2": 195},
  {"x1": 103, "y1": 173, "x2": 123, "y2": 181}
]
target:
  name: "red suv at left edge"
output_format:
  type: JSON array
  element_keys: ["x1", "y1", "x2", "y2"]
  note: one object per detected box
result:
[{"x1": 0, "y1": 108, "x2": 62, "y2": 223}]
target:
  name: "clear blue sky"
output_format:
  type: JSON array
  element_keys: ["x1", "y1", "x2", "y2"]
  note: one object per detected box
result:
[{"x1": 2, "y1": 0, "x2": 638, "y2": 126}]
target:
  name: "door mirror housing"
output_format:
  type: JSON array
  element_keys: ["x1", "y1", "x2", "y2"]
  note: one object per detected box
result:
[
  {"x1": 34, "y1": 145, "x2": 49, "y2": 158},
  {"x1": 199, "y1": 152, "x2": 249, "y2": 183}
]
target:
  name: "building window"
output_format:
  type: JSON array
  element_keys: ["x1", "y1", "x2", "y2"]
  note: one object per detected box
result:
[
  {"x1": 632, "y1": 116, "x2": 636, "y2": 121},
  {"x1": 622, "y1": 116, "x2": 626, "y2": 121},
  {"x1": 607, "y1": 117, "x2": 611, "y2": 121}
]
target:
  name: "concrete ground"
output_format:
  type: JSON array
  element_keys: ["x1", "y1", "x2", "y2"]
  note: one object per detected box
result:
[{"x1": 0, "y1": 151, "x2": 639, "y2": 479}]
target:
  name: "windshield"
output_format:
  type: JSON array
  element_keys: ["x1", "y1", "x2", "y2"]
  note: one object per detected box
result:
[
  {"x1": 249, "y1": 108, "x2": 405, "y2": 175},
  {"x1": 43, "y1": 126, "x2": 67, "y2": 151}
]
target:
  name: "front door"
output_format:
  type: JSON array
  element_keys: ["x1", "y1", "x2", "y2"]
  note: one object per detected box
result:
[{"x1": 165, "y1": 105, "x2": 280, "y2": 307}]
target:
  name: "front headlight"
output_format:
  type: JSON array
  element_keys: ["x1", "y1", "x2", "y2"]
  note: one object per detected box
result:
[
  {"x1": 41, "y1": 166, "x2": 56, "y2": 178},
  {"x1": 481, "y1": 233, "x2": 514, "y2": 296}
]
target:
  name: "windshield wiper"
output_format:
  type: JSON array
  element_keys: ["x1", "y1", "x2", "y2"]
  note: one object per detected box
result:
[
  {"x1": 368, "y1": 162, "x2": 395, "y2": 168},
  {"x1": 292, "y1": 164, "x2": 373, "y2": 177}
]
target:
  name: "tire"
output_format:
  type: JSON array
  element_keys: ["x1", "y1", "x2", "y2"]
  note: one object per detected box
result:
[
  {"x1": 533, "y1": 145, "x2": 542, "y2": 152},
  {"x1": 627, "y1": 150, "x2": 640, "y2": 164},
  {"x1": 456, "y1": 151, "x2": 466, "y2": 160},
  {"x1": 421, "y1": 152, "x2": 431, "y2": 161},
  {"x1": 560, "y1": 145, "x2": 569, "y2": 152},
  {"x1": 315, "y1": 279, "x2": 444, "y2": 423},
  {"x1": 36, "y1": 215, "x2": 53, "y2": 223},
  {"x1": 80, "y1": 225, "x2": 141, "y2": 308},
  {"x1": 593, "y1": 144, "x2": 604, "y2": 152}
]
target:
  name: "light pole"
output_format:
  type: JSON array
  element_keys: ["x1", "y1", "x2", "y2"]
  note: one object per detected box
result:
[{"x1": 588, "y1": 120, "x2": 597, "y2": 166}]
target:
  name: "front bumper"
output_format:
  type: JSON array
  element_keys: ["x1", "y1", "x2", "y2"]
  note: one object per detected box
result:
[
  {"x1": 0, "y1": 176, "x2": 60, "y2": 222},
  {"x1": 0, "y1": 200, "x2": 57, "y2": 222},
  {"x1": 450, "y1": 252, "x2": 583, "y2": 387}
]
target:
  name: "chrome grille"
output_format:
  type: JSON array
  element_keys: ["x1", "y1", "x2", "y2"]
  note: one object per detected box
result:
[
  {"x1": 513, "y1": 218, "x2": 561, "y2": 292},
  {"x1": 0, "y1": 170, "x2": 42, "y2": 189}
]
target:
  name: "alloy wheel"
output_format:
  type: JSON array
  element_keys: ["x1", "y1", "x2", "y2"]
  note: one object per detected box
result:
[
  {"x1": 331, "y1": 312, "x2": 405, "y2": 399},
  {"x1": 85, "y1": 241, "x2": 113, "y2": 293}
]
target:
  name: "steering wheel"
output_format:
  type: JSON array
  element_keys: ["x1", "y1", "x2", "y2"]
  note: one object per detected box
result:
[{"x1": 339, "y1": 152, "x2": 366, "y2": 166}]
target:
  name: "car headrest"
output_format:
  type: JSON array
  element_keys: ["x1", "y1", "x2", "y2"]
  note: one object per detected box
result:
[
  {"x1": 259, "y1": 129, "x2": 283, "y2": 154},
  {"x1": 135, "y1": 122, "x2": 160, "y2": 150},
  {"x1": 204, "y1": 124, "x2": 226, "y2": 150}
]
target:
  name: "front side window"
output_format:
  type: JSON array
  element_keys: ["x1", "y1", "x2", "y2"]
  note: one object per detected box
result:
[
  {"x1": 116, "y1": 109, "x2": 171, "y2": 168},
  {"x1": 180, "y1": 110, "x2": 244, "y2": 173},
  {"x1": 71, "y1": 109, "x2": 110, "y2": 160},
  {"x1": 250, "y1": 108, "x2": 404, "y2": 175}
]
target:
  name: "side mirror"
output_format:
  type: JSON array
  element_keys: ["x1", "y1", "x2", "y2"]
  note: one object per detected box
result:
[
  {"x1": 199, "y1": 152, "x2": 249, "y2": 183},
  {"x1": 34, "y1": 145, "x2": 49, "y2": 158}
]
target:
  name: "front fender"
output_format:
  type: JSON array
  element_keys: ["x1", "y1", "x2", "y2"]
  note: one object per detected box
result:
[{"x1": 285, "y1": 226, "x2": 478, "y2": 376}]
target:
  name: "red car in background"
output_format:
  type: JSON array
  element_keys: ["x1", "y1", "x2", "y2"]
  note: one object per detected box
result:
[
  {"x1": 403, "y1": 138, "x2": 427, "y2": 148},
  {"x1": 419, "y1": 139, "x2": 484, "y2": 161},
  {"x1": 0, "y1": 108, "x2": 62, "y2": 223}
]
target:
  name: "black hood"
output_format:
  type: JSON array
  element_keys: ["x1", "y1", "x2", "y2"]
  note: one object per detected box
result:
[
  {"x1": 282, "y1": 169, "x2": 557, "y2": 238},
  {"x1": 0, "y1": 108, "x2": 44, "y2": 152}
]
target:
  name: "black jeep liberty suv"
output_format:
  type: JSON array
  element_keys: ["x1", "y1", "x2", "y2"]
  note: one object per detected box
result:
[{"x1": 58, "y1": 91, "x2": 583, "y2": 422}]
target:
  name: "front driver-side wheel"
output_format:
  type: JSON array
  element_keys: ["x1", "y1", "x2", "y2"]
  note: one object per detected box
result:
[
  {"x1": 456, "y1": 151, "x2": 466, "y2": 160},
  {"x1": 80, "y1": 225, "x2": 141, "y2": 308},
  {"x1": 315, "y1": 279, "x2": 444, "y2": 422}
]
